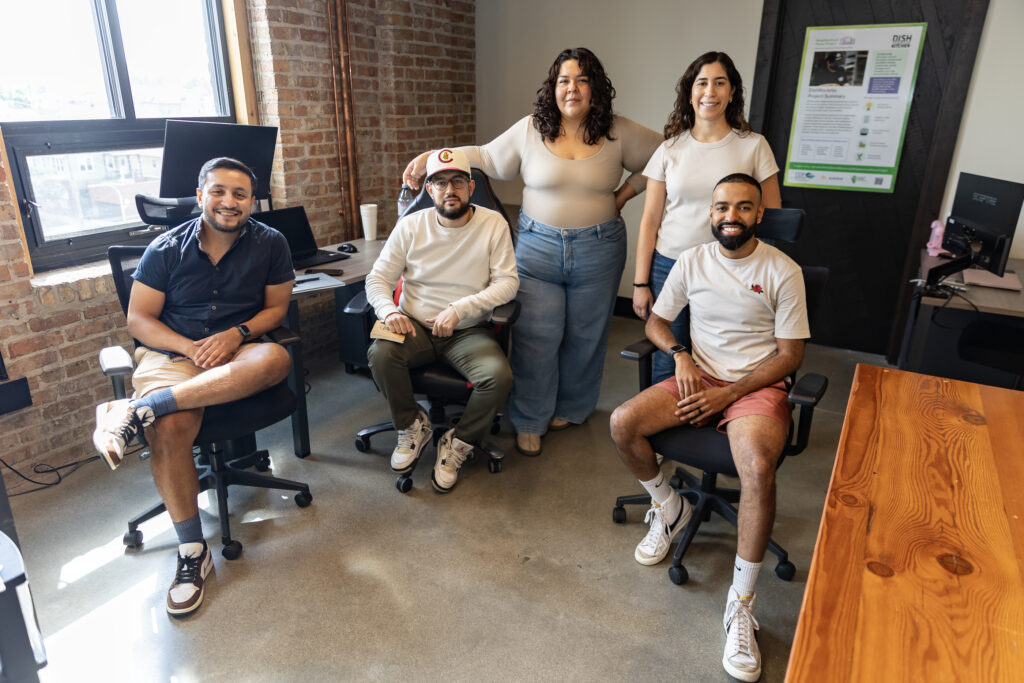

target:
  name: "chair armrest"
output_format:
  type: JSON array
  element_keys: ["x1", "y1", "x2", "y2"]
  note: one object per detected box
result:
[
  {"x1": 789, "y1": 372, "x2": 828, "y2": 407},
  {"x1": 99, "y1": 346, "x2": 133, "y2": 376},
  {"x1": 343, "y1": 290, "x2": 371, "y2": 315},
  {"x1": 490, "y1": 300, "x2": 520, "y2": 326},
  {"x1": 265, "y1": 326, "x2": 300, "y2": 347},
  {"x1": 620, "y1": 338, "x2": 657, "y2": 362}
]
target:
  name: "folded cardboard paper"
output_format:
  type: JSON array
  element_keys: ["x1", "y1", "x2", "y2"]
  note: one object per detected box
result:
[{"x1": 370, "y1": 320, "x2": 405, "y2": 343}]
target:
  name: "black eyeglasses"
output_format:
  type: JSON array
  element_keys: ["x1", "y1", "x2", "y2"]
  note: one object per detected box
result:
[{"x1": 429, "y1": 176, "x2": 470, "y2": 191}]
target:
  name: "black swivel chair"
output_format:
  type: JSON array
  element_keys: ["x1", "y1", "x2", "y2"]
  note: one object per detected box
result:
[
  {"x1": 345, "y1": 169, "x2": 519, "y2": 492},
  {"x1": 100, "y1": 245, "x2": 312, "y2": 560},
  {"x1": 612, "y1": 208, "x2": 830, "y2": 585}
]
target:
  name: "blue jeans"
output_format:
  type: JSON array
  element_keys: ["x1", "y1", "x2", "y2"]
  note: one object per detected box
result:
[
  {"x1": 509, "y1": 211, "x2": 627, "y2": 434},
  {"x1": 651, "y1": 249, "x2": 689, "y2": 384}
]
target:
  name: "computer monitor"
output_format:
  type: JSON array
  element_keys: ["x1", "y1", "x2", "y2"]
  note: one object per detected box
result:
[
  {"x1": 158, "y1": 120, "x2": 277, "y2": 200},
  {"x1": 926, "y1": 173, "x2": 1024, "y2": 289}
]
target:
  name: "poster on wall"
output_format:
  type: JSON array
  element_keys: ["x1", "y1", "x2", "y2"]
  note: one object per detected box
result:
[{"x1": 783, "y1": 23, "x2": 926, "y2": 193}]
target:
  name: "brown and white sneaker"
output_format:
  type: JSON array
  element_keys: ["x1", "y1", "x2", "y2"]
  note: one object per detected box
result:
[
  {"x1": 166, "y1": 541, "x2": 213, "y2": 616},
  {"x1": 92, "y1": 399, "x2": 154, "y2": 470}
]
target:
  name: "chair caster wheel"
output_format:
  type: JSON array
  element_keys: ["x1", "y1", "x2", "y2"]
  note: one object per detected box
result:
[
  {"x1": 354, "y1": 436, "x2": 370, "y2": 452},
  {"x1": 222, "y1": 540, "x2": 243, "y2": 560},
  {"x1": 123, "y1": 529, "x2": 143, "y2": 548},
  {"x1": 775, "y1": 560, "x2": 796, "y2": 581},
  {"x1": 488, "y1": 458, "x2": 502, "y2": 473},
  {"x1": 396, "y1": 475, "x2": 413, "y2": 493},
  {"x1": 668, "y1": 565, "x2": 689, "y2": 585},
  {"x1": 255, "y1": 455, "x2": 271, "y2": 472},
  {"x1": 295, "y1": 491, "x2": 312, "y2": 507},
  {"x1": 612, "y1": 506, "x2": 627, "y2": 524}
]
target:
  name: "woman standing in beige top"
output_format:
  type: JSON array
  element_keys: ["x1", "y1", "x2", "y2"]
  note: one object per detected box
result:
[{"x1": 404, "y1": 47, "x2": 661, "y2": 456}]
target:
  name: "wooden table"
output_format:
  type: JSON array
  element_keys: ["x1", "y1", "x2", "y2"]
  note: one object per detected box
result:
[{"x1": 786, "y1": 364, "x2": 1024, "y2": 682}]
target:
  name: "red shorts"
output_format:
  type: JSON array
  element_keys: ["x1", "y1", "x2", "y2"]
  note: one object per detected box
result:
[{"x1": 654, "y1": 368, "x2": 792, "y2": 433}]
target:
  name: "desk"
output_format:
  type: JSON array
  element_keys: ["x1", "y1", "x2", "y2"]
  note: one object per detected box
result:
[
  {"x1": 786, "y1": 364, "x2": 1024, "y2": 682},
  {"x1": 284, "y1": 238, "x2": 385, "y2": 454},
  {"x1": 899, "y1": 253, "x2": 1024, "y2": 378}
]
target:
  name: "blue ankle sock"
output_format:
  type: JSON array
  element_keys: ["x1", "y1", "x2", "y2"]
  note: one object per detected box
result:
[
  {"x1": 135, "y1": 387, "x2": 177, "y2": 418},
  {"x1": 173, "y1": 514, "x2": 204, "y2": 545}
]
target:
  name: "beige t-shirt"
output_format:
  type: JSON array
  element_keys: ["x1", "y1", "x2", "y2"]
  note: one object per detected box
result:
[
  {"x1": 366, "y1": 205, "x2": 519, "y2": 329},
  {"x1": 652, "y1": 240, "x2": 809, "y2": 383},
  {"x1": 459, "y1": 115, "x2": 662, "y2": 228}
]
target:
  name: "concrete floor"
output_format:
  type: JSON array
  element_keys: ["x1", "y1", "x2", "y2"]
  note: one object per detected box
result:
[{"x1": 12, "y1": 317, "x2": 885, "y2": 682}]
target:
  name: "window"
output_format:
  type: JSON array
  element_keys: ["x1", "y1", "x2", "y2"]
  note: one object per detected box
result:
[{"x1": 1, "y1": 0, "x2": 235, "y2": 271}]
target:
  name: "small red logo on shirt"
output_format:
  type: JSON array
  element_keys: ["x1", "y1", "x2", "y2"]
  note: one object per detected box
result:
[{"x1": 749, "y1": 284, "x2": 764, "y2": 294}]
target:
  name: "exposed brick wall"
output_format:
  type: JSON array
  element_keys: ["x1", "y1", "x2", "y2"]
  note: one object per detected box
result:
[
  {"x1": 0, "y1": 0, "x2": 477, "y2": 493},
  {"x1": 248, "y1": 0, "x2": 476, "y2": 359},
  {"x1": 0, "y1": 153, "x2": 134, "y2": 493}
]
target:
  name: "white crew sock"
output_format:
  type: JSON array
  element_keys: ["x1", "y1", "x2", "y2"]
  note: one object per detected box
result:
[
  {"x1": 731, "y1": 554, "x2": 762, "y2": 599},
  {"x1": 640, "y1": 472, "x2": 681, "y2": 522}
]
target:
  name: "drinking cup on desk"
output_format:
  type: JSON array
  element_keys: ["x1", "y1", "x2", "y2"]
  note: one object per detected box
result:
[{"x1": 360, "y1": 203, "x2": 378, "y2": 241}]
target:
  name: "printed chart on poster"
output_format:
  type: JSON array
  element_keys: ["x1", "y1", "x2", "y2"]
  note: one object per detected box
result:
[{"x1": 783, "y1": 23, "x2": 926, "y2": 193}]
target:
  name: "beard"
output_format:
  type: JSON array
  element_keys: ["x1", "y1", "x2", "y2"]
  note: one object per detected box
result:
[
  {"x1": 711, "y1": 219, "x2": 756, "y2": 251},
  {"x1": 435, "y1": 196, "x2": 471, "y2": 221},
  {"x1": 204, "y1": 208, "x2": 246, "y2": 233}
]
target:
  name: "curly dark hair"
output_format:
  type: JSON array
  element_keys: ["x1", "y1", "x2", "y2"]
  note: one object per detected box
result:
[
  {"x1": 532, "y1": 47, "x2": 616, "y2": 145},
  {"x1": 664, "y1": 51, "x2": 751, "y2": 139}
]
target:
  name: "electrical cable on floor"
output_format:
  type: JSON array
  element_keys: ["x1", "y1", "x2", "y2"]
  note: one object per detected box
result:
[{"x1": 3, "y1": 443, "x2": 146, "y2": 496}]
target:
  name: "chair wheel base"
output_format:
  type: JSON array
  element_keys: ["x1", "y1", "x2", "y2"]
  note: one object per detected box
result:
[
  {"x1": 396, "y1": 475, "x2": 413, "y2": 493},
  {"x1": 668, "y1": 565, "x2": 689, "y2": 585},
  {"x1": 123, "y1": 529, "x2": 143, "y2": 548},
  {"x1": 222, "y1": 540, "x2": 243, "y2": 560},
  {"x1": 295, "y1": 491, "x2": 312, "y2": 507},
  {"x1": 776, "y1": 560, "x2": 796, "y2": 581},
  {"x1": 611, "y1": 506, "x2": 627, "y2": 524}
]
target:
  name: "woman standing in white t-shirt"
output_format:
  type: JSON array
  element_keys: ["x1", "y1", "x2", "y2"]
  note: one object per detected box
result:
[{"x1": 632, "y1": 51, "x2": 781, "y2": 383}]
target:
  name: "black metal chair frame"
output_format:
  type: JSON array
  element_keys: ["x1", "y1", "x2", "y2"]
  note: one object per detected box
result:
[
  {"x1": 101, "y1": 244, "x2": 312, "y2": 559},
  {"x1": 611, "y1": 208, "x2": 830, "y2": 586}
]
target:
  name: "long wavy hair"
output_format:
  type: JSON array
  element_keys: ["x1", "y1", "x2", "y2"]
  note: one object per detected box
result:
[
  {"x1": 532, "y1": 47, "x2": 616, "y2": 145},
  {"x1": 664, "y1": 51, "x2": 751, "y2": 139}
]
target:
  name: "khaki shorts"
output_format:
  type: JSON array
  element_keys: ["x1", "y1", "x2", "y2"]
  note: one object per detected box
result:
[
  {"x1": 131, "y1": 343, "x2": 264, "y2": 398},
  {"x1": 655, "y1": 368, "x2": 792, "y2": 433}
]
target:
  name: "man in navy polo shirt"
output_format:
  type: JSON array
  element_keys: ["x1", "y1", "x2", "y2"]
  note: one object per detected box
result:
[{"x1": 92, "y1": 157, "x2": 294, "y2": 616}]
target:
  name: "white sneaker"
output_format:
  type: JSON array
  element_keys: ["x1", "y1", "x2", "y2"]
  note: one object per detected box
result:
[
  {"x1": 723, "y1": 587, "x2": 761, "y2": 681},
  {"x1": 431, "y1": 428, "x2": 474, "y2": 493},
  {"x1": 93, "y1": 399, "x2": 155, "y2": 470},
  {"x1": 634, "y1": 495, "x2": 691, "y2": 565},
  {"x1": 166, "y1": 541, "x2": 213, "y2": 616},
  {"x1": 391, "y1": 410, "x2": 432, "y2": 473}
]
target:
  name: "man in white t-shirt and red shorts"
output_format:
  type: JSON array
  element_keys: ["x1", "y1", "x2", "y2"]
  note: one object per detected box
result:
[{"x1": 609, "y1": 173, "x2": 809, "y2": 682}]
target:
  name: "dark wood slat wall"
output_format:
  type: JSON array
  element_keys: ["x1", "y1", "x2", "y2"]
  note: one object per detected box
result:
[{"x1": 749, "y1": 0, "x2": 988, "y2": 355}]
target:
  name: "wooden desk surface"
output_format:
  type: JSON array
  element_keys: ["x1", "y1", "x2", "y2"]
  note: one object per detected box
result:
[
  {"x1": 919, "y1": 252, "x2": 1024, "y2": 317},
  {"x1": 786, "y1": 364, "x2": 1024, "y2": 682},
  {"x1": 322, "y1": 238, "x2": 384, "y2": 286}
]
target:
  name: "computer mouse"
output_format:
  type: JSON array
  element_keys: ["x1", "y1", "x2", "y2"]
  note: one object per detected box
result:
[{"x1": 338, "y1": 243, "x2": 358, "y2": 253}]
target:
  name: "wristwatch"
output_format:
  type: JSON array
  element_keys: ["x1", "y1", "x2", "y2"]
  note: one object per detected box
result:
[
  {"x1": 235, "y1": 324, "x2": 251, "y2": 341},
  {"x1": 669, "y1": 343, "x2": 689, "y2": 358}
]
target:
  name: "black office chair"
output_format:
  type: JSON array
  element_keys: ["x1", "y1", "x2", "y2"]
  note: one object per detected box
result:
[
  {"x1": 345, "y1": 169, "x2": 519, "y2": 492},
  {"x1": 100, "y1": 246, "x2": 312, "y2": 560},
  {"x1": 612, "y1": 208, "x2": 830, "y2": 585},
  {"x1": 957, "y1": 319, "x2": 1024, "y2": 389}
]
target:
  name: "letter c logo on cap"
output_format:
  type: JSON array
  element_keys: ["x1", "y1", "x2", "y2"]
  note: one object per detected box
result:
[{"x1": 438, "y1": 149, "x2": 454, "y2": 163}]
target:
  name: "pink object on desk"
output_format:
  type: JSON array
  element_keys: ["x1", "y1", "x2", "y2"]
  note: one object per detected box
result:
[{"x1": 927, "y1": 219, "x2": 953, "y2": 257}]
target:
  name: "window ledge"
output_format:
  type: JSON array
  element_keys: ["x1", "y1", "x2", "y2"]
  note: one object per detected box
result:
[{"x1": 30, "y1": 259, "x2": 111, "y2": 287}]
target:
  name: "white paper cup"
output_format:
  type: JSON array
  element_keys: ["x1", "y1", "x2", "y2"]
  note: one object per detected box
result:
[{"x1": 360, "y1": 203, "x2": 378, "y2": 240}]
